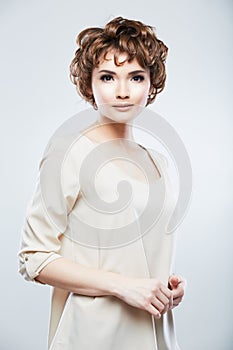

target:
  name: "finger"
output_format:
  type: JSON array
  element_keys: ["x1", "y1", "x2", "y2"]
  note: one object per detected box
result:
[
  {"x1": 157, "y1": 290, "x2": 169, "y2": 306},
  {"x1": 173, "y1": 296, "x2": 183, "y2": 304},
  {"x1": 171, "y1": 282, "x2": 185, "y2": 299},
  {"x1": 169, "y1": 275, "x2": 180, "y2": 288},
  {"x1": 160, "y1": 284, "x2": 173, "y2": 300},
  {"x1": 171, "y1": 296, "x2": 183, "y2": 309},
  {"x1": 151, "y1": 296, "x2": 167, "y2": 314},
  {"x1": 173, "y1": 275, "x2": 186, "y2": 289},
  {"x1": 156, "y1": 291, "x2": 172, "y2": 313},
  {"x1": 147, "y1": 304, "x2": 161, "y2": 318},
  {"x1": 160, "y1": 285, "x2": 173, "y2": 308}
]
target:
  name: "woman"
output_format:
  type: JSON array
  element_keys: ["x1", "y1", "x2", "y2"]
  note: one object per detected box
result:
[{"x1": 18, "y1": 16, "x2": 185, "y2": 349}]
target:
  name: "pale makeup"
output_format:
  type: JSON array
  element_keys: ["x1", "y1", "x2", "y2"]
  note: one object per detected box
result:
[{"x1": 91, "y1": 52, "x2": 151, "y2": 125}]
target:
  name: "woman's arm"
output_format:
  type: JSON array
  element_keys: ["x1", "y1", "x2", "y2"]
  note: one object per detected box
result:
[{"x1": 36, "y1": 257, "x2": 173, "y2": 318}]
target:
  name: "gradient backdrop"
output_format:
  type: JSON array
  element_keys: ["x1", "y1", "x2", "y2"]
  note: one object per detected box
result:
[{"x1": 1, "y1": 0, "x2": 232, "y2": 349}]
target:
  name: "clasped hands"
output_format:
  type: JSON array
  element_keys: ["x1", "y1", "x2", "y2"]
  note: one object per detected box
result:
[
  {"x1": 121, "y1": 273, "x2": 186, "y2": 319},
  {"x1": 151, "y1": 274, "x2": 186, "y2": 318}
]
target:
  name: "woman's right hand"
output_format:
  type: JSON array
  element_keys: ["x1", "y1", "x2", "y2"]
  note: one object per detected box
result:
[
  {"x1": 34, "y1": 258, "x2": 172, "y2": 319},
  {"x1": 115, "y1": 277, "x2": 173, "y2": 318}
]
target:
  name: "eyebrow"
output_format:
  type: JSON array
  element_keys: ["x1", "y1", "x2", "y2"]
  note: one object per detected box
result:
[{"x1": 98, "y1": 69, "x2": 147, "y2": 76}]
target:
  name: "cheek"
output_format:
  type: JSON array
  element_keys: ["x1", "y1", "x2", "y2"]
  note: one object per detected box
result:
[
  {"x1": 135, "y1": 85, "x2": 150, "y2": 102},
  {"x1": 92, "y1": 83, "x2": 114, "y2": 104}
]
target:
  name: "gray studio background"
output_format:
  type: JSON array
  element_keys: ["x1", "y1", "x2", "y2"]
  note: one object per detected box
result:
[{"x1": 1, "y1": 1, "x2": 232, "y2": 349}]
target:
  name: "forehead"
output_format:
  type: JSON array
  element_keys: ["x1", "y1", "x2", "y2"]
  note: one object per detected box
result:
[{"x1": 96, "y1": 50, "x2": 145, "y2": 70}]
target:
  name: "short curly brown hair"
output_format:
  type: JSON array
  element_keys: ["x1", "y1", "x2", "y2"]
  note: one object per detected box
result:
[{"x1": 70, "y1": 16, "x2": 168, "y2": 107}]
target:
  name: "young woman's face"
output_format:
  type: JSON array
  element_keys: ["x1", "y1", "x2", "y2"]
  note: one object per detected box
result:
[{"x1": 91, "y1": 51, "x2": 151, "y2": 122}]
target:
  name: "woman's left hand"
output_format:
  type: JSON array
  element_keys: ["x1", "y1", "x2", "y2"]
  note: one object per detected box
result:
[{"x1": 168, "y1": 274, "x2": 186, "y2": 309}]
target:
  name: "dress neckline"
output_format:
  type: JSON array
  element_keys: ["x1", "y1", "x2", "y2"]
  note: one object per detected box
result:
[{"x1": 80, "y1": 134, "x2": 162, "y2": 180}]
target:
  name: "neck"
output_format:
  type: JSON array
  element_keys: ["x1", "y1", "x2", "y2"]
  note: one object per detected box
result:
[{"x1": 94, "y1": 114, "x2": 135, "y2": 141}]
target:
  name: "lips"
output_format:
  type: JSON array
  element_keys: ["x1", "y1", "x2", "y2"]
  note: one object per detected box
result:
[
  {"x1": 112, "y1": 104, "x2": 134, "y2": 107},
  {"x1": 112, "y1": 104, "x2": 134, "y2": 111}
]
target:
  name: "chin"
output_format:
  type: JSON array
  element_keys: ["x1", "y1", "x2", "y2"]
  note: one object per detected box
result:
[{"x1": 98, "y1": 104, "x2": 144, "y2": 123}]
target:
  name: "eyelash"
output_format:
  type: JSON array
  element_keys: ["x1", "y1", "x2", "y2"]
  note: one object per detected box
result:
[
  {"x1": 100, "y1": 74, "x2": 113, "y2": 82},
  {"x1": 100, "y1": 75, "x2": 145, "y2": 82},
  {"x1": 132, "y1": 75, "x2": 145, "y2": 82}
]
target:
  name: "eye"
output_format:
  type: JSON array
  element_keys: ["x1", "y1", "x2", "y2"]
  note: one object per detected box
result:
[
  {"x1": 100, "y1": 74, "x2": 114, "y2": 82},
  {"x1": 131, "y1": 75, "x2": 145, "y2": 82}
]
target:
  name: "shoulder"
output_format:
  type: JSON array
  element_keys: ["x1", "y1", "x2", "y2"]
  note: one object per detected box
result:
[{"x1": 39, "y1": 125, "x2": 91, "y2": 173}]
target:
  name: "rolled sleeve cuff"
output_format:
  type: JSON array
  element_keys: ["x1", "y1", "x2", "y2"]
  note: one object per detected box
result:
[{"x1": 20, "y1": 252, "x2": 62, "y2": 283}]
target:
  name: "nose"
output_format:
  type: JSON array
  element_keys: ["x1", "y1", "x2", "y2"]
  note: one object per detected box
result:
[{"x1": 116, "y1": 81, "x2": 130, "y2": 99}]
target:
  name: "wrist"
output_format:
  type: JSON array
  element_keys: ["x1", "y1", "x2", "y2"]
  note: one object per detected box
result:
[{"x1": 107, "y1": 272, "x2": 128, "y2": 300}]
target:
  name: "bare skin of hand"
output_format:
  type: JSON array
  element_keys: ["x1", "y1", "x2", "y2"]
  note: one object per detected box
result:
[
  {"x1": 36, "y1": 258, "x2": 183, "y2": 318},
  {"x1": 117, "y1": 277, "x2": 173, "y2": 319},
  {"x1": 168, "y1": 274, "x2": 186, "y2": 309}
]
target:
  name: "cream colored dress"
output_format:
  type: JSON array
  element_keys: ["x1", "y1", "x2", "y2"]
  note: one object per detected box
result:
[{"x1": 18, "y1": 127, "x2": 180, "y2": 350}]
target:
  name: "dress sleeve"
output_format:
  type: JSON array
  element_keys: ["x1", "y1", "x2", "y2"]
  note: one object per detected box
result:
[{"x1": 18, "y1": 136, "x2": 81, "y2": 283}]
